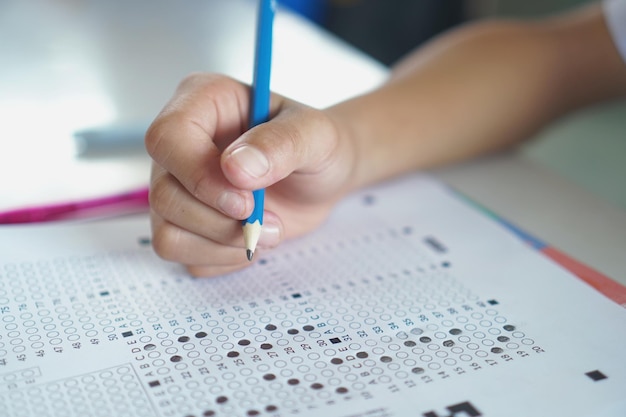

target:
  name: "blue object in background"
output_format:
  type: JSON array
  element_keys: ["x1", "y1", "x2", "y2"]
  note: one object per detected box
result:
[{"x1": 277, "y1": 0, "x2": 327, "y2": 24}]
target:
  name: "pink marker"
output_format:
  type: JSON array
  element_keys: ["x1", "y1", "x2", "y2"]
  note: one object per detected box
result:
[{"x1": 0, "y1": 187, "x2": 149, "y2": 224}]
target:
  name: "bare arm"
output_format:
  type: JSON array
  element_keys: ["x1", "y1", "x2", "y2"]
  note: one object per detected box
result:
[
  {"x1": 329, "y1": 3, "x2": 626, "y2": 191},
  {"x1": 145, "y1": 3, "x2": 626, "y2": 277}
]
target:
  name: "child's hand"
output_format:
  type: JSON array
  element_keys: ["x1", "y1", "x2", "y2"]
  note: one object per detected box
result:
[{"x1": 145, "y1": 74, "x2": 357, "y2": 277}]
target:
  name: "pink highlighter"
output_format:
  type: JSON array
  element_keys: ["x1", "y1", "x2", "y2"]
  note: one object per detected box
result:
[{"x1": 0, "y1": 187, "x2": 149, "y2": 224}]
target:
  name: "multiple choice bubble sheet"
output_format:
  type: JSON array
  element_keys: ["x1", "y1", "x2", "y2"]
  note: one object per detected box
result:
[{"x1": 1, "y1": 173, "x2": 625, "y2": 417}]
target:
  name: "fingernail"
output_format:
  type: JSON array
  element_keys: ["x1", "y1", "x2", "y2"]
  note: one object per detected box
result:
[
  {"x1": 228, "y1": 145, "x2": 270, "y2": 179},
  {"x1": 257, "y1": 222, "x2": 281, "y2": 248},
  {"x1": 217, "y1": 191, "x2": 245, "y2": 218}
]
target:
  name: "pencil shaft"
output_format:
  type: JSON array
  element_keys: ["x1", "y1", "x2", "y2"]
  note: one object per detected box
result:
[
  {"x1": 250, "y1": 0, "x2": 274, "y2": 128},
  {"x1": 243, "y1": 0, "x2": 275, "y2": 260}
]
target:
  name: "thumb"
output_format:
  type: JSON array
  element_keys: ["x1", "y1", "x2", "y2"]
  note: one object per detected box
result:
[{"x1": 220, "y1": 102, "x2": 340, "y2": 191}]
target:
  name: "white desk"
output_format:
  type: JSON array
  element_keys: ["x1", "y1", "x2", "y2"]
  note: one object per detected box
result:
[
  {"x1": 0, "y1": 0, "x2": 387, "y2": 209},
  {"x1": 1, "y1": 0, "x2": 625, "y2": 284}
]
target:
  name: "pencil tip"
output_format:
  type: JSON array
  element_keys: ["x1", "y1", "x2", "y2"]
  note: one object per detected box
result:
[{"x1": 246, "y1": 249, "x2": 254, "y2": 261}]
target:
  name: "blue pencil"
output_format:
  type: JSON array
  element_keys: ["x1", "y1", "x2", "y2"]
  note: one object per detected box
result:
[{"x1": 243, "y1": 0, "x2": 275, "y2": 261}]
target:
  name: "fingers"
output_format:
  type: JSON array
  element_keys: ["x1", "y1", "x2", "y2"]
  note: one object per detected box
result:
[
  {"x1": 149, "y1": 162, "x2": 283, "y2": 276},
  {"x1": 145, "y1": 74, "x2": 258, "y2": 217},
  {"x1": 150, "y1": 165, "x2": 243, "y2": 245},
  {"x1": 150, "y1": 212, "x2": 249, "y2": 269},
  {"x1": 146, "y1": 73, "x2": 351, "y2": 277},
  {"x1": 150, "y1": 208, "x2": 282, "y2": 277},
  {"x1": 220, "y1": 101, "x2": 343, "y2": 193}
]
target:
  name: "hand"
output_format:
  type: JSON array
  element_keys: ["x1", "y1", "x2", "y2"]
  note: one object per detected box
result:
[{"x1": 145, "y1": 74, "x2": 357, "y2": 277}]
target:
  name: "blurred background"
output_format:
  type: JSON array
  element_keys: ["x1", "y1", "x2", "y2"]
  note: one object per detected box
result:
[
  {"x1": 279, "y1": 0, "x2": 626, "y2": 211},
  {"x1": 282, "y1": 0, "x2": 591, "y2": 66},
  {"x1": 0, "y1": 0, "x2": 624, "y2": 214}
]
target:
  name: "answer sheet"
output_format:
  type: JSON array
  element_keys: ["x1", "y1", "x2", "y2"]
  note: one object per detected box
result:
[{"x1": 1, "y1": 173, "x2": 625, "y2": 417}]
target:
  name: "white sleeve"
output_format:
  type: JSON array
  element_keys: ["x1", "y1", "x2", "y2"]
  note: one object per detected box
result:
[{"x1": 604, "y1": 0, "x2": 626, "y2": 63}]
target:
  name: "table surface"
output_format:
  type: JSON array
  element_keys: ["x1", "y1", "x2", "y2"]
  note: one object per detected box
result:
[{"x1": 1, "y1": 0, "x2": 624, "y2": 285}]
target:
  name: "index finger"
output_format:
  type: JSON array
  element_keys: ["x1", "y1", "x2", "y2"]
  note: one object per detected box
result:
[{"x1": 145, "y1": 74, "x2": 252, "y2": 206}]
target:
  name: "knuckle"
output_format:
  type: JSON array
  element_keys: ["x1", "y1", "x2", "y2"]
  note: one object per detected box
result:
[
  {"x1": 189, "y1": 172, "x2": 209, "y2": 200},
  {"x1": 144, "y1": 119, "x2": 165, "y2": 159},
  {"x1": 273, "y1": 106, "x2": 338, "y2": 172},
  {"x1": 151, "y1": 224, "x2": 182, "y2": 262},
  {"x1": 179, "y1": 72, "x2": 236, "y2": 95},
  {"x1": 148, "y1": 174, "x2": 180, "y2": 218},
  {"x1": 267, "y1": 121, "x2": 302, "y2": 160},
  {"x1": 178, "y1": 71, "x2": 205, "y2": 88}
]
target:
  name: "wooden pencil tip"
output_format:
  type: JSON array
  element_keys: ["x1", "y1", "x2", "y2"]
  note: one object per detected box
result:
[{"x1": 246, "y1": 249, "x2": 254, "y2": 261}]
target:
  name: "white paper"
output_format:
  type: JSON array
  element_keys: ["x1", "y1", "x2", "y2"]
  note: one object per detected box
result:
[{"x1": 1, "y1": 173, "x2": 624, "y2": 417}]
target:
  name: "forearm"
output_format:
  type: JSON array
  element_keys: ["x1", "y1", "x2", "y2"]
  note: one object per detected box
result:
[{"x1": 328, "y1": 3, "x2": 626, "y2": 191}]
